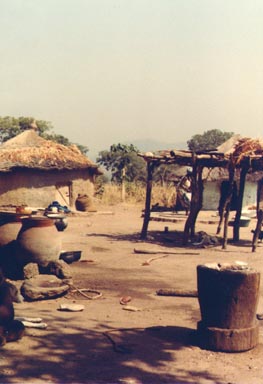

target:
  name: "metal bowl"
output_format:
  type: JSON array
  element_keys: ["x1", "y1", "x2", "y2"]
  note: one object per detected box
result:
[
  {"x1": 59, "y1": 251, "x2": 82, "y2": 264},
  {"x1": 228, "y1": 216, "x2": 251, "y2": 227}
]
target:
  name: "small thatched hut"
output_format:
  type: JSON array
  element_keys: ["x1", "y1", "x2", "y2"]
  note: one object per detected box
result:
[
  {"x1": 202, "y1": 166, "x2": 260, "y2": 210},
  {"x1": 202, "y1": 136, "x2": 263, "y2": 210},
  {"x1": 0, "y1": 129, "x2": 102, "y2": 209},
  {"x1": 139, "y1": 135, "x2": 263, "y2": 250}
]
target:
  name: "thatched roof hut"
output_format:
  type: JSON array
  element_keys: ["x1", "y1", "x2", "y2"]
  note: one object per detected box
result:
[
  {"x1": 0, "y1": 130, "x2": 100, "y2": 173},
  {"x1": 0, "y1": 130, "x2": 102, "y2": 209}
]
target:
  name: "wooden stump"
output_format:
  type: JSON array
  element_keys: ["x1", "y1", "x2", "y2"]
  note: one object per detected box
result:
[
  {"x1": 197, "y1": 264, "x2": 260, "y2": 352},
  {"x1": 197, "y1": 321, "x2": 259, "y2": 352}
]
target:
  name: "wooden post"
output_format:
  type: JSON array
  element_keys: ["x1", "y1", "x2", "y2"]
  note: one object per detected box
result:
[
  {"x1": 252, "y1": 210, "x2": 263, "y2": 252},
  {"x1": 233, "y1": 161, "x2": 249, "y2": 242},
  {"x1": 141, "y1": 161, "x2": 154, "y2": 239},
  {"x1": 190, "y1": 166, "x2": 204, "y2": 237},
  {"x1": 252, "y1": 178, "x2": 263, "y2": 252},
  {"x1": 222, "y1": 159, "x2": 235, "y2": 249},
  {"x1": 183, "y1": 157, "x2": 204, "y2": 245},
  {"x1": 121, "y1": 167, "x2": 126, "y2": 202}
]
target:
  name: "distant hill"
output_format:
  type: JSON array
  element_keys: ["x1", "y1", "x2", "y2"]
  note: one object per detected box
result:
[
  {"x1": 127, "y1": 139, "x2": 188, "y2": 152},
  {"x1": 88, "y1": 139, "x2": 188, "y2": 162}
]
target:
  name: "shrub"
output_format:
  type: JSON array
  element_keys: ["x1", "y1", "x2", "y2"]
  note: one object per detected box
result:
[{"x1": 96, "y1": 182, "x2": 176, "y2": 207}]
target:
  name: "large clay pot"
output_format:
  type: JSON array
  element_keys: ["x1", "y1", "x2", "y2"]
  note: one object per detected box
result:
[
  {"x1": 0, "y1": 213, "x2": 22, "y2": 247},
  {"x1": 16, "y1": 217, "x2": 62, "y2": 267}
]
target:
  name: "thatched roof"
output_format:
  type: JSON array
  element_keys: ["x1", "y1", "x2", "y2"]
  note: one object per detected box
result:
[
  {"x1": 0, "y1": 130, "x2": 101, "y2": 173},
  {"x1": 203, "y1": 166, "x2": 263, "y2": 183},
  {"x1": 216, "y1": 134, "x2": 242, "y2": 154}
]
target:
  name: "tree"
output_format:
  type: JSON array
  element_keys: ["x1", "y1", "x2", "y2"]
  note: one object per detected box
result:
[
  {"x1": 0, "y1": 116, "x2": 52, "y2": 142},
  {"x1": 0, "y1": 116, "x2": 88, "y2": 154},
  {"x1": 187, "y1": 129, "x2": 234, "y2": 152},
  {"x1": 96, "y1": 143, "x2": 146, "y2": 183}
]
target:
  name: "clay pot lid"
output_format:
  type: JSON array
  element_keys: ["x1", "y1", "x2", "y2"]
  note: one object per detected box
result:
[
  {"x1": 21, "y1": 216, "x2": 54, "y2": 227},
  {"x1": 46, "y1": 213, "x2": 66, "y2": 219}
]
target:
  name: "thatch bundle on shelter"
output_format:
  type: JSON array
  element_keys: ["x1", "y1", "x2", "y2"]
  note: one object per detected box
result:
[
  {"x1": 230, "y1": 138, "x2": 263, "y2": 164},
  {"x1": 0, "y1": 130, "x2": 102, "y2": 209}
]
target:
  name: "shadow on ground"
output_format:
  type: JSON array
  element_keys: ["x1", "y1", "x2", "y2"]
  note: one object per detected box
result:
[
  {"x1": 0, "y1": 317, "x2": 226, "y2": 384},
  {"x1": 86, "y1": 229, "x2": 254, "y2": 251}
]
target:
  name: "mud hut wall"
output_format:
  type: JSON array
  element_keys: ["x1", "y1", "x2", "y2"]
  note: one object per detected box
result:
[
  {"x1": 0, "y1": 169, "x2": 95, "y2": 208},
  {"x1": 203, "y1": 180, "x2": 257, "y2": 211},
  {"x1": 202, "y1": 181, "x2": 220, "y2": 210},
  {"x1": 243, "y1": 181, "x2": 257, "y2": 208}
]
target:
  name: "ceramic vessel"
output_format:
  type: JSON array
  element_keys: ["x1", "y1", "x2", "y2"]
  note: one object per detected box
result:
[
  {"x1": 16, "y1": 217, "x2": 62, "y2": 267},
  {"x1": 75, "y1": 194, "x2": 96, "y2": 212},
  {"x1": 0, "y1": 213, "x2": 22, "y2": 247},
  {"x1": 54, "y1": 218, "x2": 68, "y2": 232}
]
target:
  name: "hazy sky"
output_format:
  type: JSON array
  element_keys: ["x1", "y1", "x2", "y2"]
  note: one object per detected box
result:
[{"x1": 1, "y1": 0, "x2": 263, "y2": 156}]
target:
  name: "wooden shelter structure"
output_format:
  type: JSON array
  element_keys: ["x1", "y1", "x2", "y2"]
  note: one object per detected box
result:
[{"x1": 139, "y1": 137, "x2": 263, "y2": 252}]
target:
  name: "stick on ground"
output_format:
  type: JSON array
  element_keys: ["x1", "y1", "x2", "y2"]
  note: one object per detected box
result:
[
  {"x1": 156, "y1": 288, "x2": 198, "y2": 297},
  {"x1": 134, "y1": 248, "x2": 200, "y2": 255}
]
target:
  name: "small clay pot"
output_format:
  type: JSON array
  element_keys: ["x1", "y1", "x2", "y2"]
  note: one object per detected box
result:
[{"x1": 55, "y1": 218, "x2": 68, "y2": 232}]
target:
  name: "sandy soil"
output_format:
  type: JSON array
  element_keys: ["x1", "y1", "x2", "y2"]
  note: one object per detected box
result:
[{"x1": 1, "y1": 203, "x2": 263, "y2": 384}]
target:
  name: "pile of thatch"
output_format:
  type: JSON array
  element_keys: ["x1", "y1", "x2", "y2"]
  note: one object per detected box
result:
[
  {"x1": 231, "y1": 138, "x2": 263, "y2": 164},
  {"x1": 0, "y1": 130, "x2": 100, "y2": 172}
]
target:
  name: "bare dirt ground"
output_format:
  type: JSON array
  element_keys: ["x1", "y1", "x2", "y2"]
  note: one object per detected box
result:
[{"x1": 1, "y1": 203, "x2": 263, "y2": 384}]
